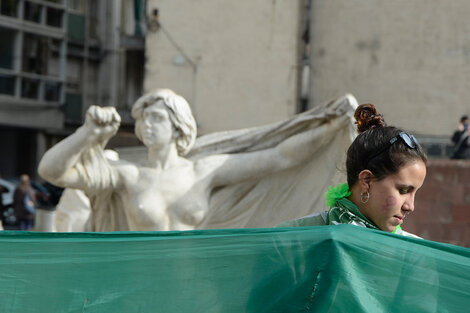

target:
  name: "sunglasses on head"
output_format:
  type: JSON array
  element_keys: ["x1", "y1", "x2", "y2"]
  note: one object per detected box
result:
[{"x1": 366, "y1": 132, "x2": 418, "y2": 165}]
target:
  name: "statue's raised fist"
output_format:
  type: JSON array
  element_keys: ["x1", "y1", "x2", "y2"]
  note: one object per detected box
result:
[{"x1": 84, "y1": 105, "x2": 121, "y2": 142}]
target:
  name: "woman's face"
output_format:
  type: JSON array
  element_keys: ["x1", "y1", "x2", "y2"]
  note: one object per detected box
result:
[
  {"x1": 360, "y1": 160, "x2": 426, "y2": 232},
  {"x1": 135, "y1": 100, "x2": 175, "y2": 149}
]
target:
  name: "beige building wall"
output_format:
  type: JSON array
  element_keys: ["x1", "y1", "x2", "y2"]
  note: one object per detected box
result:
[
  {"x1": 145, "y1": 0, "x2": 302, "y2": 134},
  {"x1": 309, "y1": 0, "x2": 470, "y2": 136}
]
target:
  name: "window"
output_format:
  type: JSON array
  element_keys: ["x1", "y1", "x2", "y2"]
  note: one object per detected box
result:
[
  {"x1": 22, "y1": 33, "x2": 49, "y2": 75},
  {"x1": 23, "y1": 1, "x2": 65, "y2": 27},
  {"x1": 67, "y1": 12, "x2": 85, "y2": 42},
  {"x1": 21, "y1": 78, "x2": 40, "y2": 99},
  {"x1": 88, "y1": 0, "x2": 99, "y2": 40},
  {"x1": 67, "y1": 0, "x2": 85, "y2": 13},
  {"x1": 46, "y1": 7, "x2": 63, "y2": 28},
  {"x1": 49, "y1": 38, "x2": 62, "y2": 57},
  {"x1": 0, "y1": 74, "x2": 15, "y2": 95},
  {"x1": 0, "y1": 0, "x2": 18, "y2": 17},
  {"x1": 65, "y1": 92, "x2": 82, "y2": 122},
  {"x1": 24, "y1": 1, "x2": 42, "y2": 23},
  {"x1": 0, "y1": 27, "x2": 16, "y2": 70},
  {"x1": 22, "y1": 33, "x2": 63, "y2": 80},
  {"x1": 45, "y1": 81, "x2": 61, "y2": 101},
  {"x1": 0, "y1": 0, "x2": 67, "y2": 103}
]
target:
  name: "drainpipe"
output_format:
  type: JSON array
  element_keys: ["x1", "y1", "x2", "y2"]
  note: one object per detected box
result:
[
  {"x1": 110, "y1": 0, "x2": 122, "y2": 108},
  {"x1": 82, "y1": 0, "x2": 89, "y2": 119},
  {"x1": 297, "y1": 0, "x2": 311, "y2": 112}
]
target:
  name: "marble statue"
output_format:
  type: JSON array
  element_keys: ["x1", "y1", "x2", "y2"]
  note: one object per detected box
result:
[
  {"x1": 53, "y1": 150, "x2": 119, "y2": 232},
  {"x1": 38, "y1": 89, "x2": 358, "y2": 231}
]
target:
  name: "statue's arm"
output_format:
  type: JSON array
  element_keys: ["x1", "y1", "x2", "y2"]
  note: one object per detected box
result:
[
  {"x1": 203, "y1": 116, "x2": 346, "y2": 187},
  {"x1": 38, "y1": 106, "x2": 121, "y2": 190}
]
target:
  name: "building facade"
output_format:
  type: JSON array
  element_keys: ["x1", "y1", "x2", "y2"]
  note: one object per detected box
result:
[
  {"x1": 144, "y1": 0, "x2": 308, "y2": 135},
  {"x1": 0, "y1": 0, "x2": 145, "y2": 179},
  {"x1": 145, "y1": 0, "x2": 470, "y2": 157},
  {"x1": 306, "y1": 0, "x2": 470, "y2": 157},
  {"x1": 2, "y1": 0, "x2": 469, "y2": 179}
]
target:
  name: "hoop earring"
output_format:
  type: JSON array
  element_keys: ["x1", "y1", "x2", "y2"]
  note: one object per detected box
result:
[{"x1": 360, "y1": 191, "x2": 370, "y2": 203}]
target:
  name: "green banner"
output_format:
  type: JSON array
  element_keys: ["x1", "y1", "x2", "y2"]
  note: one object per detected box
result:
[{"x1": 1, "y1": 225, "x2": 469, "y2": 312}]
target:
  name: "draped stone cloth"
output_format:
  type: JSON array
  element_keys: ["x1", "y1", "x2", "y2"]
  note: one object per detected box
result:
[
  {"x1": 54, "y1": 188, "x2": 91, "y2": 232},
  {"x1": 188, "y1": 94, "x2": 358, "y2": 229},
  {"x1": 55, "y1": 94, "x2": 358, "y2": 231}
]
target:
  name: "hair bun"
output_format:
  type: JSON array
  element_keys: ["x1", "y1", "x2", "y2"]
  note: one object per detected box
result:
[{"x1": 354, "y1": 103, "x2": 386, "y2": 133}]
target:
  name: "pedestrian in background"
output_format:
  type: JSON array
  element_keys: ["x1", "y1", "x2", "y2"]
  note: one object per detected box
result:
[
  {"x1": 0, "y1": 174, "x2": 6, "y2": 230},
  {"x1": 451, "y1": 115, "x2": 470, "y2": 159},
  {"x1": 13, "y1": 174, "x2": 36, "y2": 230}
]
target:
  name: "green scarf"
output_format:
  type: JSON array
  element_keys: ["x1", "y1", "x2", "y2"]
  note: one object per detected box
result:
[
  {"x1": 326, "y1": 198, "x2": 379, "y2": 230},
  {"x1": 324, "y1": 183, "x2": 404, "y2": 234}
]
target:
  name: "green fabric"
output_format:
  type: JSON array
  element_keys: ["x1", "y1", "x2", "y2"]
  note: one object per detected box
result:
[
  {"x1": 278, "y1": 198, "x2": 415, "y2": 237},
  {"x1": 1, "y1": 226, "x2": 469, "y2": 312},
  {"x1": 277, "y1": 198, "x2": 377, "y2": 229}
]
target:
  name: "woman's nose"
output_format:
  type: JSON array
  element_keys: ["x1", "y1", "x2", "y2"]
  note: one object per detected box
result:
[{"x1": 402, "y1": 195, "x2": 415, "y2": 213}]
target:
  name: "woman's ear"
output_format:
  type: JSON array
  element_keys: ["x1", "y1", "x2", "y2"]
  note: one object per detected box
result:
[{"x1": 358, "y1": 170, "x2": 374, "y2": 190}]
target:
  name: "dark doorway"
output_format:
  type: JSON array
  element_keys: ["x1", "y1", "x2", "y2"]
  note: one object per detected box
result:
[{"x1": 0, "y1": 126, "x2": 38, "y2": 179}]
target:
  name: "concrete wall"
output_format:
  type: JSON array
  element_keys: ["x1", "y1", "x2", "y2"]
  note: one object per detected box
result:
[
  {"x1": 309, "y1": 0, "x2": 470, "y2": 137},
  {"x1": 145, "y1": 1, "x2": 470, "y2": 137},
  {"x1": 404, "y1": 160, "x2": 470, "y2": 248},
  {"x1": 145, "y1": 0, "x2": 301, "y2": 134}
]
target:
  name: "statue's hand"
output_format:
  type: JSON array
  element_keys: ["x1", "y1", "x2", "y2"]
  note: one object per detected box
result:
[{"x1": 84, "y1": 105, "x2": 121, "y2": 143}]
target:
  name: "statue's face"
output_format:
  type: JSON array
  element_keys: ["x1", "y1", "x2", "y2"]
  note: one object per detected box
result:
[{"x1": 136, "y1": 100, "x2": 175, "y2": 149}]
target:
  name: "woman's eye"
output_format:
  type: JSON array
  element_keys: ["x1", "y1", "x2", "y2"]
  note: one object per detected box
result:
[{"x1": 399, "y1": 188, "x2": 409, "y2": 194}]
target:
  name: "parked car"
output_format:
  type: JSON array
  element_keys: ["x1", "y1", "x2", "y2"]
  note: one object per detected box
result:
[
  {"x1": 42, "y1": 182, "x2": 64, "y2": 207},
  {"x1": 0, "y1": 178, "x2": 15, "y2": 209},
  {"x1": 31, "y1": 180, "x2": 53, "y2": 209},
  {"x1": 0, "y1": 179, "x2": 17, "y2": 226},
  {"x1": 0, "y1": 178, "x2": 64, "y2": 227}
]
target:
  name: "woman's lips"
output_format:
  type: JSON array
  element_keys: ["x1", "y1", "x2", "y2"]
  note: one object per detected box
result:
[{"x1": 393, "y1": 215, "x2": 404, "y2": 223}]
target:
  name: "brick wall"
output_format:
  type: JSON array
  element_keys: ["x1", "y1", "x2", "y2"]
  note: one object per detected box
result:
[{"x1": 403, "y1": 159, "x2": 470, "y2": 248}]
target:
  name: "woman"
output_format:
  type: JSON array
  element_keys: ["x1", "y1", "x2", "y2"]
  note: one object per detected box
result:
[
  {"x1": 38, "y1": 89, "x2": 355, "y2": 231},
  {"x1": 13, "y1": 174, "x2": 36, "y2": 231},
  {"x1": 278, "y1": 104, "x2": 427, "y2": 237}
]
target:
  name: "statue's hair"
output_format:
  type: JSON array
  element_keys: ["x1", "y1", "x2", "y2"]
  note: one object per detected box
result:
[
  {"x1": 131, "y1": 89, "x2": 197, "y2": 156},
  {"x1": 76, "y1": 145, "x2": 118, "y2": 192}
]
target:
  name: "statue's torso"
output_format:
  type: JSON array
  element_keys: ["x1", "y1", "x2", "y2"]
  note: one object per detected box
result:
[{"x1": 118, "y1": 161, "x2": 211, "y2": 231}]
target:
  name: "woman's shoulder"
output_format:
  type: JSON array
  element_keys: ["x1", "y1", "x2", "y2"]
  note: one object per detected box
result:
[{"x1": 276, "y1": 211, "x2": 328, "y2": 227}]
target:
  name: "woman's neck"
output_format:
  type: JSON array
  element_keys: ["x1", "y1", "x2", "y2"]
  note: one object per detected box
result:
[{"x1": 347, "y1": 184, "x2": 366, "y2": 215}]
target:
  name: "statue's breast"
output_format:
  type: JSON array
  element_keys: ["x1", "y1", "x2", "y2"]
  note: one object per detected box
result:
[
  {"x1": 127, "y1": 191, "x2": 169, "y2": 230},
  {"x1": 168, "y1": 190, "x2": 209, "y2": 229},
  {"x1": 124, "y1": 164, "x2": 210, "y2": 230}
]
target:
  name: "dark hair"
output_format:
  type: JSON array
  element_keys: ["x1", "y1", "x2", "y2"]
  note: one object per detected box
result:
[
  {"x1": 461, "y1": 115, "x2": 468, "y2": 123},
  {"x1": 346, "y1": 104, "x2": 427, "y2": 187}
]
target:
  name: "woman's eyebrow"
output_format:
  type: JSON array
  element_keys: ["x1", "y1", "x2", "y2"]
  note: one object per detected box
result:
[{"x1": 396, "y1": 184, "x2": 415, "y2": 190}]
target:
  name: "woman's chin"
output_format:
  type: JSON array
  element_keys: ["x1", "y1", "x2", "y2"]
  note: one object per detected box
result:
[
  {"x1": 384, "y1": 222, "x2": 400, "y2": 232},
  {"x1": 378, "y1": 223, "x2": 397, "y2": 232}
]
